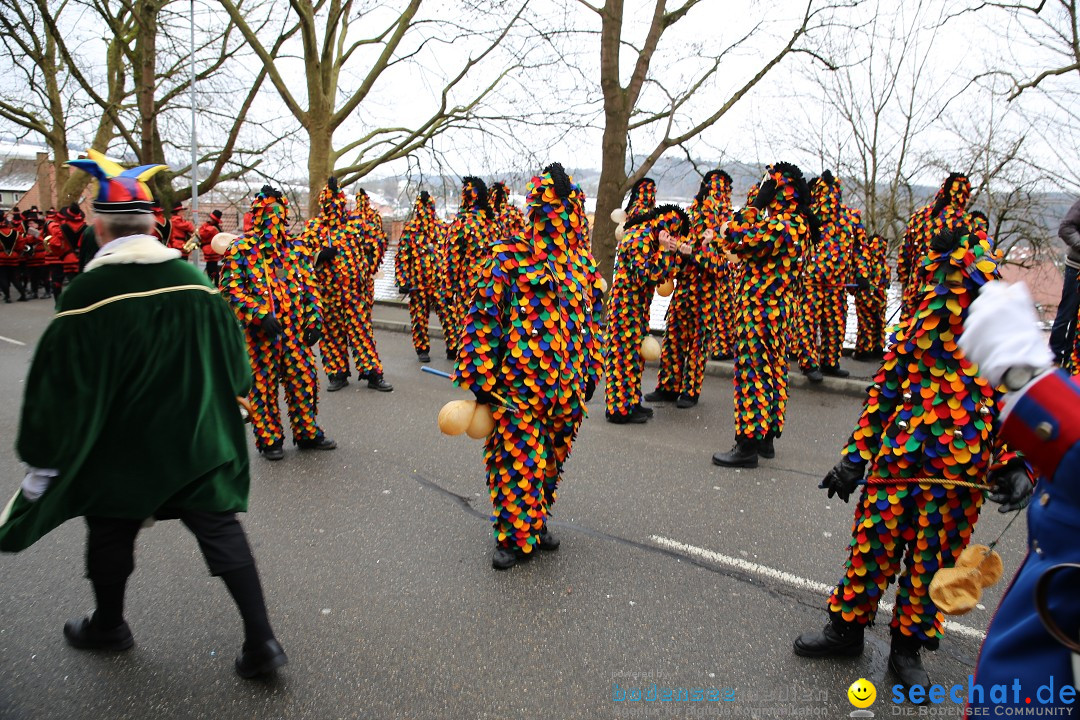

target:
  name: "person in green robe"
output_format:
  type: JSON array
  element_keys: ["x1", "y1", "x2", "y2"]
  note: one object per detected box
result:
[{"x1": 0, "y1": 157, "x2": 288, "y2": 679}]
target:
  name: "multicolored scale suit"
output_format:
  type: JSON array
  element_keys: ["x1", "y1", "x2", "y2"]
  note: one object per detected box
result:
[
  {"x1": 443, "y1": 178, "x2": 497, "y2": 356},
  {"x1": 655, "y1": 171, "x2": 733, "y2": 400},
  {"x1": 897, "y1": 174, "x2": 971, "y2": 322},
  {"x1": 395, "y1": 193, "x2": 451, "y2": 356},
  {"x1": 349, "y1": 190, "x2": 388, "y2": 377},
  {"x1": 604, "y1": 207, "x2": 686, "y2": 417},
  {"x1": 488, "y1": 182, "x2": 526, "y2": 240},
  {"x1": 720, "y1": 166, "x2": 808, "y2": 441},
  {"x1": 453, "y1": 166, "x2": 604, "y2": 553},
  {"x1": 853, "y1": 233, "x2": 890, "y2": 356},
  {"x1": 827, "y1": 227, "x2": 1018, "y2": 649},
  {"x1": 624, "y1": 177, "x2": 657, "y2": 216},
  {"x1": 301, "y1": 182, "x2": 361, "y2": 382},
  {"x1": 795, "y1": 174, "x2": 864, "y2": 371},
  {"x1": 220, "y1": 190, "x2": 325, "y2": 450}
]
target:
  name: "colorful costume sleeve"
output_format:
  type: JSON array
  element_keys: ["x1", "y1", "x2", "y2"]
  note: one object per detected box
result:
[
  {"x1": 395, "y1": 228, "x2": 417, "y2": 288},
  {"x1": 219, "y1": 242, "x2": 271, "y2": 327},
  {"x1": 620, "y1": 225, "x2": 671, "y2": 286},
  {"x1": 452, "y1": 253, "x2": 508, "y2": 397}
]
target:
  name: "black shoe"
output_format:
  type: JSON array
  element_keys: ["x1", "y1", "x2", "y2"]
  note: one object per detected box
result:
[
  {"x1": 635, "y1": 403, "x2": 654, "y2": 417},
  {"x1": 417, "y1": 351, "x2": 431, "y2": 363},
  {"x1": 326, "y1": 374, "x2": 349, "y2": 392},
  {"x1": 712, "y1": 439, "x2": 760, "y2": 468},
  {"x1": 889, "y1": 638, "x2": 930, "y2": 696},
  {"x1": 803, "y1": 367, "x2": 824, "y2": 383},
  {"x1": 793, "y1": 620, "x2": 864, "y2": 658},
  {"x1": 446, "y1": 347, "x2": 456, "y2": 360},
  {"x1": 492, "y1": 543, "x2": 526, "y2": 570},
  {"x1": 260, "y1": 443, "x2": 285, "y2": 461},
  {"x1": 367, "y1": 374, "x2": 394, "y2": 392},
  {"x1": 3, "y1": 296, "x2": 10, "y2": 303},
  {"x1": 296, "y1": 435, "x2": 337, "y2": 451},
  {"x1": 676, "y1": 394, "x2": 698, "y2": 409},
  {"x1": 821, "y1": 365, "x2": 850, "y2": 378},
  {"x1": 235, "y1": 638, "x2": 288, "y2": 679},
  {"x1": 63, "y1": 616, "x2": 134, "y2": 651},
  {"x1": 606, "y1": 410, "x2": 648, "y2": 425},
  {"x1": 643, "y1": 388, "x2": 679, "y2": 402},
  {"x1": 538, "y1": 526, "x2": 560, "y2": 551},
  {"x1": 17, "y1": 295, "x2": 29, "y2": 302},
  {"x1": 758, "y1": 436, "x2": 775, "y2": 459}
]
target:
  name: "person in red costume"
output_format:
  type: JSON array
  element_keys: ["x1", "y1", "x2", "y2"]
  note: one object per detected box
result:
[
  {"x1": 168, "y1": 201, "x2": 197, "y2": 260},
  {"x1": 198, "y1": 209, "x2": 225, "y2": 283}
]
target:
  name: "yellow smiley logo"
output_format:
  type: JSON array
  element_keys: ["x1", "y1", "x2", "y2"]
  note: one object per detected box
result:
[{"x1": 848, "y1": 678, "x2": 876, "y2": 708}]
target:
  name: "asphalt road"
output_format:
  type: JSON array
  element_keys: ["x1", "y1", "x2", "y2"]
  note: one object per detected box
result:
[{"x1": 0, "y1": 297, "x2": 1029, "y2": 720}]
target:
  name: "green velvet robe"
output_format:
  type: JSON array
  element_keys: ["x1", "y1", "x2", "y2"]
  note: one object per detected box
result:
[{"x1": 1, "y1": 243, "x2": 252, "y2": 551}]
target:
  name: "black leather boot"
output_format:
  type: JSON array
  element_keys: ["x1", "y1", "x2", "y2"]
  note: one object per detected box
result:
[
  {"x1": 822, "y1": 365, "x2": 851, "y2": 378},
  {"x1": 235, "y1": 638, "x2": 288, "y2": 679},
  {"x1": 758, "y1": 436, "x2": 775, "y2": 459},
  {"x1": 537, "y1": 526, "x2": 560, "y2": 551},
  {"x1": 326, "y1": 373, "x2": 349, "y2": 392},
  {"x1": 606, "y1": 410, "x2": 648, "y2": 424},
  {"x1": 793, "y1": 618, "x2": 864, "y2": 658},
  {"x1": 367, "y1": 373, "x2": 393, "y2": 392},
  {"x1": 889, "y1": 634, "x2": 930, "y2": 695},
  {"x1": 676, "y1": 394, "x2": 698, "y2": 409},
  {"x1": 296, "y1": 435, "x2": 337, "y2": 451},
  {"x1": 260, "y1": 442, "x2": 285, "y2": 461},
  {"x1": 643, "y1": 388, "x2": 679, "y2": 402},
  {"x1": 712, "y1": 438, "x2": 760, "y2": 468},
  {"x1": 492, "y1": 543, "x2": 526, "y2": 570},
  {"x1": 63, "y1": 616, "x2": 135, "y2": 651},
  {"x1": 417, "y1": 350, "x2": 431, "y2": 363},
  {"x1": 803, "y1": 366, "x2": 824, "y2": 383}
]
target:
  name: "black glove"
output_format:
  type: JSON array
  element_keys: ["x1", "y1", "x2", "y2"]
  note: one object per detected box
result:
[
  {"x1": 258, "y1": 314, "x2": 282, "y2": 338},
  {"x1": 855, "y1": 277, "x2": 870, "y2": 291},
  {"x1": 584, "y1": 377, "x2": 596, "y2": 403},
  {"x1": 397, "y1": 284, "x2": 409, "y2": 295},
  {"x1": 988, "y1": 464, "x2": 1034, "y2": 513},
  {"x1": 473, "y1": 389, "x2": 497, "y2": 406},
  {"x1": 303, "y1": 326, "x2": 322, "y2": 347},
  {"x1": 316, "y1": 247, "x2": 337, "y2": 266},
  {"x1": 818, "y1": 457, "x2": 864, "y2": 503},
  {"x1": 751, "y1": 179, "x2": 778, "y2": 210}
]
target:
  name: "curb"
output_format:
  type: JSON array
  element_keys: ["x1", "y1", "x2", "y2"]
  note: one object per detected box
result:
[{"x1": 371, "y1": 316, "x2": 871, "y2": 399}]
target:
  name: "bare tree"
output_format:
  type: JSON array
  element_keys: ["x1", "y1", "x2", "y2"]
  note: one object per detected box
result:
[
  {"x1": 574, "y1": 0, "x2": 852, "y2": 280},
  {"x1": 216, "y1": 0, "x2": 542, "y2": 214}
]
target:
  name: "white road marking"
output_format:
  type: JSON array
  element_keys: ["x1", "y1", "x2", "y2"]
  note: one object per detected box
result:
[
  {"x1": 0, "y1": 335, "x2": 26, "y2": 346},
  {"x1": 650, "y1": 535, "x2": 986, "y2": 641}
]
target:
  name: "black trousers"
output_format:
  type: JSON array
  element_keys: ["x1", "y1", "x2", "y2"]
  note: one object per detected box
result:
[
  {"x1": 204, "y1": 260, "x2": 220, "y2": 285},
  {"x1": 85, "y1": 511, "x2": 255, "y2": 585},
  {"x1": 0, "y1": 265, "x2": 21, "y2": 299}
]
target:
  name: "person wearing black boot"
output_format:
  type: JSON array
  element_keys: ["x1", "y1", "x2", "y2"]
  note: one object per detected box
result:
[
  {"x1": 711, "y1": 163, "x2": 817, "y2": 468},
  {"x1": 793, "y1": 224, "x2": 1032, "y2": 694},
  {"x1": 0, "y1": 156, "x2": 287, "y2": 678}
]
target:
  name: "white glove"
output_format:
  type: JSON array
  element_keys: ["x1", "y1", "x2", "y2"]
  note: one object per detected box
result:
[
  {"x1": 958, "y1": 281, "x2": 1053, "y2": 386},
  {"x1": 20, "y1": 466, "x2": 59, "y2": 502}
]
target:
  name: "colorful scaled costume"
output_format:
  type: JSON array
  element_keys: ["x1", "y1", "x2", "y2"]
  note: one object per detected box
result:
[
  {"x1": 897, "y1": 173, "x2": 971, "y2": 321},
  {"x1": 395, "y1": 191, "x2": 450, "y2": 362},
  {"x1": 795, "y1": 224, "x2": 1031, "y2": 688},
  {"x1": 603, "y1": 205, "x2": 688, "y2": 422},
  {"x1": 219, "y1": 185, "x2": 335, "y2": 459},
  {"x1": 442, "y1": 177, "x2": 496, "y2": 356},
  {"x1": 712, "y1": 163, "x2": 814, "y2": 466},
  {"x1": 452, "y1": 163, "x2": 604, "y2": 569},
  {"x1": 624, "y1": 177, "x2": 657, "y2": 216},
  {"x1": 648, "y1": 170, "x2": 734, "y2": 407},
  {"x1": 852, "y1": 233, "x2": 890, "y2": 359},
  {"x1": 488, "y1": 181, "x2": 526, "y2": 240},
  {"x1": 347, "y1": 189, "x2": 391, "y2": 389},
  {"x1": 795, "y1": 171, "x2": 862, "y2": 379}
]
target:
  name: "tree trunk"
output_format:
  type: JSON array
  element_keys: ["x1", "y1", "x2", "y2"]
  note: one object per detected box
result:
[
  {"x1": 592, "y1": 117, "x2": 630, "y2": 283},
  {"x1": 136, "y1": 0, "x2": 158, "y2": 165},
  {"x1": 307, "y1": 119, "x2": 332, "y2": 219}
]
